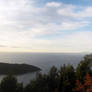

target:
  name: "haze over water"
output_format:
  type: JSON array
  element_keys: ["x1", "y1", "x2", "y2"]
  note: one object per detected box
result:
[{"x1": 0, "y1": 52, "x2": 85, "y2": 85}]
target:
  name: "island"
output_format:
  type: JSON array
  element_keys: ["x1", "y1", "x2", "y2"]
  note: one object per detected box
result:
[{"x1": 0, "y1": 63, "x2": 41, "y2": 75}]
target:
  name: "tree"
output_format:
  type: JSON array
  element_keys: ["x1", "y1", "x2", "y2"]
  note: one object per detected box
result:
[
  {"x1": 73, "y1": 73, "x2": 92, "y2": 92},
  {"x1": 0, "y1": 75, "x2": 23, "y2": 92},
  {"x1": 72, "y1": 80, "x2": 84, "y2": 92},
  {"x1": 24, "y1": 66, "x2": 58, "y2": 92},
  {"x1": 0, "y1": 75, "x2": 18, "y2": 92},
  {"x1": 48, "y1": 66, "x2": 58, "y2": 92},
  {"x1": 76, "y1": 55, "x2": 91, "y2": 82},
  {"x1": 84, "y1": 73, "x2": 92, "y2": 92},
  {"x1": 24, "y1": 72, "x2": 49, "y2": 92},
  {"x1": 16, "y1": 83, "x2": 23, "y2": 92},
  {"x1": 58, "y1": 64, "x2": 75, "y2": 92}
]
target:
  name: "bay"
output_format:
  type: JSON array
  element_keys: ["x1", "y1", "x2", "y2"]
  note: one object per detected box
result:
[{"x1": 0, "y1": 52, "x2": 85, "y2": 85}]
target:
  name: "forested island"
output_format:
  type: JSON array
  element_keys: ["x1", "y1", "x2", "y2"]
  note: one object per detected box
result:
[{"x1": 0, "y1": 63, "x2": 41, "y2": 75}]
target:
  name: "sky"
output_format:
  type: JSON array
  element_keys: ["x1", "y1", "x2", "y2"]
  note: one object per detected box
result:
[{"x1": 0, "y1": 0, "x2": 92, "y2": 53}]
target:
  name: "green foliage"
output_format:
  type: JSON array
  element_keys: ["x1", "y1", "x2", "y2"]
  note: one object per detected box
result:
[
  {"x1": 48, "y1": 66, "x2": 58, "y2": 78},
  {"x1": 0, "y1": 75, "x2": 17, "y2": 92},
  {"x1": 24, "y1": 73, "x2": 49, "y2": 92},
  {"x1": 48, "y1": 66, "x2": 58, "y2": 92},
  {"x1": 24, "y1": 66, "x2": 58, "y2": 92},
  {"x1": 0, "y1": 54, "x2": 92, "y2": 92},
  {"x1": 76, "y1": 55, "x2": 91, "y2": 82},
  {"x1": 16, "y1": 83, "x2": 23, "y2": 92},
  {"x1": 58, "y1": 64, "x2": 76, "y2": 92},
  {"x1": 0, "y1": 75, "x2": 23, "y2": 92}
]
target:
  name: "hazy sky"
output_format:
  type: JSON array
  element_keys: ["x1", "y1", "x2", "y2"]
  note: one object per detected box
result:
[{"x1": 0, "y1": 0, "x2": 92, "y2": 52}]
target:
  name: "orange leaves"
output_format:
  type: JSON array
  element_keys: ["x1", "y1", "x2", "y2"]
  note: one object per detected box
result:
[
  {"x1": 84, "y1": 73, "x2": 92, "y2": 87},
  {"x1": 73, "y1": 80, "x2": 84, "y2": 92},
  {"x1": 73, "y1": 73, "x2": 92, "y2": 92}
]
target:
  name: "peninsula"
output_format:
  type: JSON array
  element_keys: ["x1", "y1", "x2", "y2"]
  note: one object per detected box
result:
[{"x1": 0, "y1": 63, "x2": 41, "y2": 75}]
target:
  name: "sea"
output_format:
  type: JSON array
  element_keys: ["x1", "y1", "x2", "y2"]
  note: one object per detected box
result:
[{"x1": 0, "y1": 52, "x2": 85, "y2": 86}]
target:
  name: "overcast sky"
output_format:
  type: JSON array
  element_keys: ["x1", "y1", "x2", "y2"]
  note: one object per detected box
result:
[{"x1": 0, "y1": 0, "x2": 92, "y2": 53}]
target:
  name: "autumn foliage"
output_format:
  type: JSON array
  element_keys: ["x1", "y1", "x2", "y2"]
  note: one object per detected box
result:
[{"x1": 73, "y1": 73, "x2": 92, "y2": 92}]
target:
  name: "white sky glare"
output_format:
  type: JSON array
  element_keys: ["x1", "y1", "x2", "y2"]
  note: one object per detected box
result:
[{"x1": 0, "y1": 0, "x2": 92, "y2": 53}]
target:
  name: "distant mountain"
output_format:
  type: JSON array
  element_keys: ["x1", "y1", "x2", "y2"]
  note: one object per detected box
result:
[{"x1": 0, "y1": 63, "x2": 41, "y2": 75}]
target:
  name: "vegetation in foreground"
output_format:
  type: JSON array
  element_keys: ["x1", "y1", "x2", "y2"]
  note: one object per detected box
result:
[{"x1": 0, "y1": 55, "x2": 92, "y2": 92}]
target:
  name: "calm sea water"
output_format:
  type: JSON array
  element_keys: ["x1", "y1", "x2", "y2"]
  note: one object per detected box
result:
[{"x1": 0, "y1": 52, "x2": 85, "y2": 86}]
